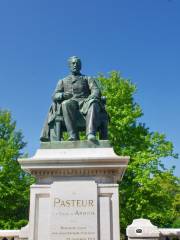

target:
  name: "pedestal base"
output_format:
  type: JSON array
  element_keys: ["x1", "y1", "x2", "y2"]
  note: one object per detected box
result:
[{"x1": 19, "y1": 141, "x2": 129, "y2": 240}]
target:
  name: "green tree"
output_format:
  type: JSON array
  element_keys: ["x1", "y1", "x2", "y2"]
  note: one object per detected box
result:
[
  {"x1": 0, "y1": 110, "x2": 33, "y2": 229},
  {"x1": 98, "y1": 71, "x2": 180, "y2": 234}
]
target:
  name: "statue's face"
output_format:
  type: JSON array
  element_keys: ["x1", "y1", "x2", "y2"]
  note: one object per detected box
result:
[{"x1": 69, "y1": 58, "x2": 81, "y2": 74}]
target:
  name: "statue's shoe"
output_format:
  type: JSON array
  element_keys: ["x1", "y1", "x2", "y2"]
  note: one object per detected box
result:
[{"x1": 87, "y1": 134, "x2": 96, "y2": 141}]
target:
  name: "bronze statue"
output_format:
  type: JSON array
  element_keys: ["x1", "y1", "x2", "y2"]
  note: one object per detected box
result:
[{"x1": 40, "y1": 56, "x2": 108, "y2": 142}]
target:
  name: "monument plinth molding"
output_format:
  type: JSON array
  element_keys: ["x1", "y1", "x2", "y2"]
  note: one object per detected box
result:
[{"x1": 19, "y1": 140, "x2": 129, "y2": 240}]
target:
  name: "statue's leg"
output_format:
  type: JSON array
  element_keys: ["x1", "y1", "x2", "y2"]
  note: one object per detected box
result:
[
  {"x1": 86, "y1": 102, "x2": 100, "y2": 138},
  {"x1": 55, "y1": 118, "x2": 61, "y2": 141},
  {"x1": 62, "y1": 99, "x2": 79, "y2": 140},
  {"x1": 99, "y1": 115, "x2": 108, "y2": 140}
]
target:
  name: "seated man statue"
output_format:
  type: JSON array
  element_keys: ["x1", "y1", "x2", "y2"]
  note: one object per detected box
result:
[{"x1": 40, "y1": 56, "x2": 108, "y2": 141}]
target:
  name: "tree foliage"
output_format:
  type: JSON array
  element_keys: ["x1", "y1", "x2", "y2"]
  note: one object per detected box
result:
[
  {"x1": 0, "y1": 110, "x2": 33, "y2": 229},
  {"x1": 98, "y1": 71, "x2": 180, "y2": 233}
]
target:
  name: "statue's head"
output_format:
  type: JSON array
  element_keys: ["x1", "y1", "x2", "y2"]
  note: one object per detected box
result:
[{"x1": 68, "y1": 56, "x2": 82, "y2": 75}]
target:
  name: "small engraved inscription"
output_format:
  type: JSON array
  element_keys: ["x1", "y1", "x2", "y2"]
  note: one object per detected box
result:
[{"x1": 50, "y1": 182, "x2": 97, "y2": 240}]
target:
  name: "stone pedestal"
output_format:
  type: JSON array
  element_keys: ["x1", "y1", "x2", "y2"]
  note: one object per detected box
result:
[
  {"x1": 19, "y1": 140, "x2": 129, "y2": 240},
  {"x1": 126, "y1": 219, "x2": 160, "y2": 240}
]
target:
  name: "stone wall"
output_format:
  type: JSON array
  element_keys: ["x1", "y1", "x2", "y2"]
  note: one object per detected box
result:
[{"x1": 126, "y1": 219, "x2": 180, "y2": 240}]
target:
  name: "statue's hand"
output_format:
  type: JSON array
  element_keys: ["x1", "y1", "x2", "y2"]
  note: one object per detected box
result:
[
  {"x1": 53, "y1": 92, "x2": 64, "y2": 102},
  {"x1": 87, "y1": 95, "x2": 98, "y2": 101},
  {"x1": 64, "y1": 92, "x2": 73, "y2": 100}
]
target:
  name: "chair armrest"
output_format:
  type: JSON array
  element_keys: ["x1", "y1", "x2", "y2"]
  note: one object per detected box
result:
[{"x1": 101, "y1": 96, "x2": 107, "y2": 105}]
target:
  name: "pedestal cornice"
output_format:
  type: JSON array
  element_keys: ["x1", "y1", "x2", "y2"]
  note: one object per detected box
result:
[{"x1": 18, "y1": 141, "x2": 129, "y2": 183}]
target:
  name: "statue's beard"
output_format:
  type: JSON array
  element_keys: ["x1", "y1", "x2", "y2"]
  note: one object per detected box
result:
[{"x1": 71, "y1": 69, "x2": 81, "y2": 75}]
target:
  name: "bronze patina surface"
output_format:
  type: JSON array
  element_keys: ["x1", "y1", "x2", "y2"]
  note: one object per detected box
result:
[{"x1": 40, "y1": 56, "x2": 108, "y2": 142}]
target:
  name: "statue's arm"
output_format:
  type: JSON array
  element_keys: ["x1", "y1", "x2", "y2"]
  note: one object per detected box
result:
[
  {"x1": 52, "y1": 79, "x2": 64, "y2": 102},
  {"x1": 88, "y1": 77, "x2": 101, "y2": 99}
]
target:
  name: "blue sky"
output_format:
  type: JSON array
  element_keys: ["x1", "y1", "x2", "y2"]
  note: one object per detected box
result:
[{"x1": 0, "y1": 0, "x2": 179, "y2": 176}]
